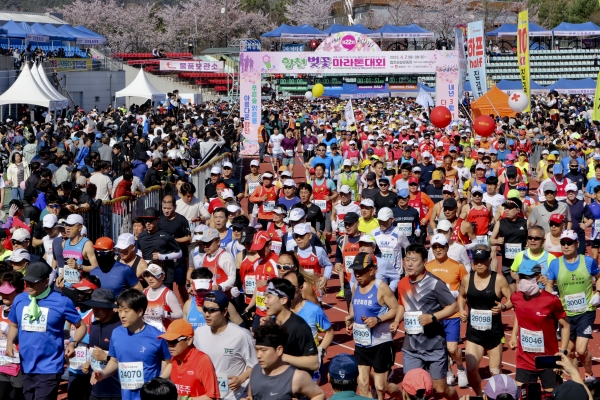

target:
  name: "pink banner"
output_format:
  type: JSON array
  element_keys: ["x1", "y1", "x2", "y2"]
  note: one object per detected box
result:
[{"x1": 159, "y1": 60, "x2": 224, "y2": 72}]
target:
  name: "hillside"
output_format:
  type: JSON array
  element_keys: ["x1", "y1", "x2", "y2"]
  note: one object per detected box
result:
[{"x1": 2, "y1": 0, "x2": 176, "y2": 13}]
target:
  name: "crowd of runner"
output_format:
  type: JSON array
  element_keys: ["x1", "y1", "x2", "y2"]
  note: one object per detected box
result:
[{"x1": 0, "y1": 89, "x2": 598, "y2": 400}]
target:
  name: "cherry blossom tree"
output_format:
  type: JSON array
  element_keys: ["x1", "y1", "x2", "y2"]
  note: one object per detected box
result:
[{"x1": 284, "y1": 0, "x2": 336, "y2": 30}]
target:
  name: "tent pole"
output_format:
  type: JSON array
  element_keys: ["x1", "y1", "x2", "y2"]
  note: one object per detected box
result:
[{"x1": 481, "y1": 92, "x2": 502, "y2": 118}]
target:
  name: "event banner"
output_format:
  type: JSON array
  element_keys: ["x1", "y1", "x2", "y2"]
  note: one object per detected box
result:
[
  {"x1": 49, "y1": 58, "x2": 92, "y2": 71},
  {"x1": 455, "y1": 27, "x2": 467, "y2": 101},
  {"x1": 466, "y1": 21, "x2": 488, "y2": 99},
  {"x1": 239, "y1": 51, "x2": 460, "y2": 155},
  {"x1": 344, "y1": 100, "x2": 356, "y2": 125},
  {"x1": 159, "y1": 60, "x2": 224, "y2": 72},
  {"x1": 593, "y1": 71, "x2": 600, "y2": 121},
  {"x1": 517, "y1": 10, "x2": 531, "y2": 112},
  {"x1": 76, "y1": 38, "x2": 106, "y2": 45},
  {"x1": 26, "y1": 34, "x2": 49, "y2": 43}
]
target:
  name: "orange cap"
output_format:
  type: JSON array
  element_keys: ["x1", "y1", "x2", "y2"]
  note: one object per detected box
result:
[
  {"x1": 158, "y1": 319, "x2": 194, "y2": 341},
  {"x1": 93, "y1": 237, "x2": 114, "y2": 250}
]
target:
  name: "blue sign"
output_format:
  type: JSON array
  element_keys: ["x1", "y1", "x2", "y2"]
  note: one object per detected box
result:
[
  {"x1": 240, "y1": 39, "x2": 262, "y2": 52},
  {"x1": 281, "y1": 44, "x2": 306, "y2": 52}
]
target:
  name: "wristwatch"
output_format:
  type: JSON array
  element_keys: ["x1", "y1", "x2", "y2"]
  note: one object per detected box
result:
[
  {"x1": 431, "y1": 314, "x2": 437, "y2": 323},
  {"x1": 501, "y1": 304, "x2": 507, "y2": 311},
  {"x1": 72, "y1": 340, "x2": 79, "y2": 348},
  {"x1": 376, "y1": 317, "x2": 382, "y2": 325},
  {"x1": 561, "y1": 349, "x2": 568, "y2": 355}
]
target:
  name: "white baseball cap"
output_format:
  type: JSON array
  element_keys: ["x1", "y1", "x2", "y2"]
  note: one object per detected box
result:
[
  {"x1": 560, "y1": 230, "x2": 578, "y2": 241},
  {"x1": 289, "y1": 208, "x2": 306, "y2": 222},
  {"x1": 431, "y1": 233, "x2": 448, "y2": 246},
  {"x1": 42, "y1": 214, "x2": 58, "y2": 228},
  {"x1": 12, "y1": 228, "x2": 30, "y2": 242},
  {"x1": 281, "y1": 171, "x2": 292, "y2": 178},
  {"x1": 377, "y1": 207, "x2": 394, "y2": 221},
  {"x1": 565, "y1": 183, "x2": 578, "y2": 192},
  {"x1": 9, "y1": 248, "x2": 30, "y2": 262},
  {"x1": 222, "y1": 161, "x2": 233, "y2": 169},
  {"x1": 436, "y1": 220, "x2": 453, "y2": 232},
  {"x1": 360, "y1": 198, "x2": 375, "y2": 208},
  {"x1": 471, "y1": 186, "x2": 484, "y2": 194},
  {"x1": 443, "y1": 184, "x2": 454, "y2": 192},
  {"x1": 115, "y1": 233, "x2": 135, "y2": 250},
  {"x1": 210, "y1": 166, "x2": 222, "y2": 175},
  {"x1": 422, "y1": 152, "x2": 431, "y2": 159},
  {"x1": 476, "y1": 163, "x2": 486, "y2": 170},
  {"x1": 65, "y1": 214, "x2": 84, "y2": 225},
  {"x1": 192, "y1": 279, "x2": 211, "y2": 290},
  {"x1": 293, "y1": 223, "x2": 312, "y2": 236},
  {"x1": 343, "y1": 159, "x2": 352, "y2": 167},
  {"x1": 250, "y1": 160, "x2": 260, "y2": 167},
  {"x1": 541, "y1": 150, "x2": 549, "y2": 155},
  {"x1": 221, "y1": 188, "x2": 234, "y2": 200},
  {"x1": 263, "y1": 172, "x2": 274, "y2": 179},
  {"x1": 144, "y1": 264, "x2": 164, "y2": 277},
  {"x1": 358, "y1": 234, "x2": 377, "y2": 244},
  {"x1": 283, "y1": 179, "x2": 296, "y2": 188},
  {"x1": 226, "y1": 203, "x2": 241, "y2": 213},
  {"x1": 339, "y1": 185, "x2": 352, "y2": 194}
]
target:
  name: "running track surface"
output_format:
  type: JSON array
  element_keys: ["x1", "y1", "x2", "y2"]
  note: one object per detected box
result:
[{"x1": 56, "y1": 156, "x2": 600, "y2": 399}]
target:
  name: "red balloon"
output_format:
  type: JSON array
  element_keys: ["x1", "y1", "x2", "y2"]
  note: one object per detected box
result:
[
  {"x1": 473, "y1": 115, "x2": 496, "y2": 137},
  {"x1": 430, "y1": 106, "x2": 452, "y2": 128}
]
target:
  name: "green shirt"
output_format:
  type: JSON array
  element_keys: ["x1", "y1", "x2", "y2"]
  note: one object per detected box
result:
[{"x1": 330, "y1": 391, "x2": 372, "y2": 400}]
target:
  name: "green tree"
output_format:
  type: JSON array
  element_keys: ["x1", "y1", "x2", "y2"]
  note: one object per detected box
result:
[{"x1": 566, "y1": 0, "x2": 599, "y2": 23}]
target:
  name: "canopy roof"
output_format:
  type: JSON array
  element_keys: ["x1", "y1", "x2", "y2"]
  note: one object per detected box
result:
[
  {"x1": 471, "y1": 86, "x2": 517, "y2": 118},
  {"x1": 35, "y1": 63, "x2": 68, "y2": 109},
  {"x1": 115, "y1": 68, "x2": 165, "y2": 101},
  {"x1": 73, "y1": 25, "x2": 107, "y2": 44},
  {"x1": 41, "y1": 23, "x2": 76, "y2": 42},
  {"x1": 323, "y1": 24, "x2": 380, "y2": 38},
  {"x1": 546, "y1": 78, "x2": 596, "y2": 94},
  {"x1": 373, "y1": 24, "x2": 434, "y2": 38},
  {"x1": 552, "y1": 22, "x2": 600, "y2": 36},
  {"x1": 495, "y1": 79, "x2": 547, "y2": 94},
  {"x1": 1, "y1": 20, "x2": 27, "y2": 39},
  {"x1": 0, "y1": 64, "x2": 56, "y2": 108},
  {"x1": 487, "y1": 22, "x2": 552, "y2": 37},
  {"x1": 262, "y1": 24, "x2": 328, "y2": 38}
]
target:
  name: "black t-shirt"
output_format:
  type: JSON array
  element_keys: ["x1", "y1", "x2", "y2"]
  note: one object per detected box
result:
[
  {"x1": 304, "y1": 203, "x2": 324, "y2": 231},
  {"x1": 374, "y1": 192, "x2": 398, "y2": 212},
  {"x1": 158, "y1": 214, "x2": 191, "y2": 259},
  {"x1": 362, "y1": 187, "x2": 380, "y2": 199},
  {"x1": 282, "y1": 312, "x2": 318, "y2": 369},
  {"x1": 425, "y1": 184, "x2": 443, "y2": 204},
  {"x1": 137, "y1": 229, "x2": 181, "y2": 260},
  {"x1": 205, "y1": 182, "x2": 217, "y2": 200},
  {"x1": 224, "y1": 177, "x2": 243, "y2": 196},
  {"x1": 89, "y1": 315, "x2": 122, "y2": 397}
]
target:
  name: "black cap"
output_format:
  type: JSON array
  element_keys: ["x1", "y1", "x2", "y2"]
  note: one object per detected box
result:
[
  {"x1": 379, "y1": 177, "x2": 389, "y2": 184},
  {"x1": 366, "y1": 172, "x2": 376, "y2": 180},
  {"x1": 552, "y1": 380, "x2": 589, "y2": 400},
  {"x1": 349, "y1": 252, "x2": 377, "y2": 271},
  {"x1": 138, "y1": 207, "x2": 160, "y2": 219},
  {"x1": 504, "y1": 197, "x2": 523, "y2": 210},
  {"x1": 240, "y1": 226, "x2": 257, "y2": 244},
  {"x1": 443, "y1": 198, "x2": 458, "y2": 209},
  {"x1": 343, "y1": 212, "x2": 360, "y2": 224},
  {"x1": 137, "y1": 152, "x2": 149, "y2": 162},
  {"x1": 22, "y1": 262, "x2": 51, "y2": 283},
  {"x1": 506, "y1": 166, "x2": 517, "y2": 176},
  {"x1": 82, "y1": 288, "x2": 116, "y2": 309},
  {"x1": 472, "y1": 249, "x2": 491, "y2": 260}
]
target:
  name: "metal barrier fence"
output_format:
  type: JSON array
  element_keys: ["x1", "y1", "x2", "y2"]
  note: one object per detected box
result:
[{"x1": 69, "y1": 152, "x2": 232, "y2": 244}]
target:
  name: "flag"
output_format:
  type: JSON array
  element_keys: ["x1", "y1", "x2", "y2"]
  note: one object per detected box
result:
[
  {"x1": 466, "y1": 21, "x2": 488, "y2": 99},
  {"x1": 517, "y1": 10, "x2": 531, "y2": 112},
  {"x1": 592, "y1": 70, "x2": 600, "y2": 121},
  {"x1": 416, "y1": 85, "x2": 434, "y2": 109},
  {"x1": 344, "y1": 100, "x2": 355, "y2": 125}
]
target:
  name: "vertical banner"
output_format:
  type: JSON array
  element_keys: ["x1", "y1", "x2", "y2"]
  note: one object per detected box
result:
[
  {"x1": 592, "y1": 70, "x2": 600, "y2": 121},
  {"x1": 466, "y1": 21, "x2": 488, "y2": 99},
  {"x1": 517, "y1": 10, "x2": 531, "y2": 112},
  {"x1": 455, "y1": 27, "x2": 467, "y2": 101},
  {"x1": 344, "y1": 100, "x2": 355, "y2": 125}
]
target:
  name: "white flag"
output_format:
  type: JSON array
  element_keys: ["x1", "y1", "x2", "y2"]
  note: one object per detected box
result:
[
  {"x1": 416, "y1": 86, "x2": 434, "y2": 109},
  {"x1": 344, "y1": 100, "x2": 355, "y2": 125}
]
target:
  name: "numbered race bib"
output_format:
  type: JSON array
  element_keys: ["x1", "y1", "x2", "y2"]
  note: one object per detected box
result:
[
  {"x1": 404, "y1": 311, "x2": 424, "y2": 335},
  {"x1": 504, "y1": 243, "x2": 521, "y2": 260},
  {"x1": 470, "y1": 309, "x2": 492, "y2": 331},
  {"x1": 69, "y1": 346, "x2": 88, "y2": 369},
  {"x1": 520, "y1": 328, "x2": 544, "y2": 353},
  {"x1": 475, "y1": 235, "x2": 488, "y2": 245},
  {"x1": 397, "y1": 223, "x2": 412, "y2": 236},
  {"x1": 119, "y1": 361, "x2": 144, "y2": 390},
  {"x1": 381, "y1": 251, "x2": 394, "y2": 261},
  {"x1": 21, "y1": 307, "x2": 49, "y2": 332},
  {"x1": 256, "y1": 292, "x2": 266, "y2": 310},
  {"x1": 338, "y1": 220, "x2": 346, "y2": 234},
  {"x1": 90, "y1": 350, "x2": 108, "y2": 372},
  {"x1": 217, "y1": 373, "x2": 229, "y2": 397},
  {"x1": 386, "y1": 161, "x2": 394, "y2": 169},
  {"x1": 244, "y1": 276, "x2": 256, "y2": 295},
  {"x1": 595, "y1": 220, "x2": 600, "y2": 235},
  {"x1": 64, "y1": 267, "x2": 81, "y2": 284},
  {"x1": 564, "y1": 292, "x2": 588, "y2": 313},
  {"x1": 285, "y1": 149, "x2": 294, "y2": 157},
  {"x1": 306, "y1": 144, "x2": 315, "y2": 151},
  {"x1": 351, "y1": 157, "x2": 358, "y2": 165},
  {"x1": 271, "y1": 241, "x2": 282, "y2": 255},
  {"x1": 344, "y1": 256, "x2": 355, "y2": 272},
  {"x1": 248, "y1": 182, "x2": 259, "y2": 195},
  {"x1": 314, "y1": 200, "x2": 327, "y2": 212},
  {"x1": 353, "y1": 323, "x2": 372, "y2": 347},
  {"x1": 0, "y1": 340, "x2": 19, "y2": 365},
  {"x1": 263, "y1": 201, "x2": 275, "y2": 213}
]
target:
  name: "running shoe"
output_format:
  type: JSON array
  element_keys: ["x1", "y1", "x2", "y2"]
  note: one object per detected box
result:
[
  {"x1": 446, "y1": 371, "x2": 456, "y2": 386},
  {"x1": 585, "y1": 374, "x2": 596, "y2": 383},
  {"x1": 336, "y1": 288, "x2": 345, "y2": 299},
  {"x1": 457, "y1": 369, "x2": 468, "y2": 388}
]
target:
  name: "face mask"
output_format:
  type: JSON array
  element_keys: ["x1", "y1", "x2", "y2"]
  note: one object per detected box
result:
[
  {"x1": 570, "y1": 168, "x2": 578, "y2": 173},
  {"x1": 519, "y1": 277, "x2": 539, "y2": 297},
  {"x1": 96, "y1": 253, "x2": 115, "y2": 267}
]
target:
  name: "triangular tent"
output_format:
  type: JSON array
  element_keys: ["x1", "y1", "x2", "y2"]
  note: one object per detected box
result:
[{"x1": 470, "y1": 86, "x2": 518, "y2": 118}]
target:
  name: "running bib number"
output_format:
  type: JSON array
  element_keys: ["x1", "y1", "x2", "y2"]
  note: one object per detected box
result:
[
  {"x1": 69, "y1": 346, "x2": 88, "y2": 369},
  {"x1": 256, "y1": 292, "x2": 266, "y2": 310},
  {"x1": 595, "y1": 220, "x2": 600, "y2": 234},
  {"x1": 248, "y1": 182, "x2": 259, "y2": 195},
  {"x1": 90, "y1": 350, "x2": 108, "y2": 372},
  {"x1": 21, "y1": 307, "x2": 49, "y2": 332},
  {"x1": 271, "y1": 241, "x2": 282, "y2": 255},
  {"x1": 470, "y1": 309, "x2": 492, "y2": 331},
  {"x1": 306, "y1": 144, "x2": 315, "y2": 151},
  {"x1": 119, "y1": 361, "x2": 144, "y2": 390},
  {"x1": 263, "y1": 201, "x2": 275, "y2": 213},
  {"x1": 381, "y1": 251, "x2": 394, "y2": 261},
  {"x1": 244, "y1": 276, "x2": 256, "y2": 295},
  {"x1": 314, "y1": 200, "x2": 327, "y2": 211},
  {"x1": 475, "y1": 235, "x2": 488, "y2": 245},
  {"x1": 564, "y1": 292, "x2": 588, "y2": 313},
  {"x1": 338, "y1": 220, "x2": 346, "y2": 233},
  {"x1": 64, "y1": 267, "x2": 81, "y2": 284},
  {"x1": 353, "y1": 323, "x2": 372, "y2": 346},
  {"x1": 404, "y1": 311, "x2": 424, "y2": 335},
  {"x1": 217, "y1": 373, "x2": 229, "y2": 396},
  {"x1": 0, "y1": 340, "x2": 19, "y2": 365},
  {"x1": 344, "y1": 256, "x2": 355, "y2": 272},
  {"x1": 504, "y1": 243, "x2": 521, "y2": 260},
  {"x1": 397, "y1": 223, "x2": 412, "y2": 236},
  {"x1": 285, "y1": 149, "x2": 294, "y2": 157},
  {"x1": 520, "y1": 328, "x2": 544, "y2": 353}
]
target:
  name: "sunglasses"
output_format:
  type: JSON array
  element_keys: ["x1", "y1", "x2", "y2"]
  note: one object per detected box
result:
[
  {"x1": 144, "y1": 219, "x2": 158, "y2": 224},
  {"x1": 544, "y1": 190, "x2": 556, "y2": 195},
  {"x1": 48, "y1": 204, "x2": 61, "y2": 209},
  {"x1": 166, "y1": 336, "x2": 188, "y2": 346},
  {"x1": 94, "y1": 250, "x2": 112, "y2": 256},
  {"x1": 379, "y1": 183, "x2": 389, "y2": 187},
  {"x1": 549, "y1": 222, "x2": 563, "y2": 227},
  {"x1": 10, "y1": 239, "x2": 26, "y2": 244},
  {"x1": 442, "y1": 191, "x2": 454, "y2": 195},
  {"x1": 472, "y1": 192, "x2": 483, "y2": 197},
  {"x1": 276, "y1": 264, "x2": 295, "y2": 271},
  {"x1": 431, "y1": 244, "x2": 445, "y2": 249},
  {"x1": 232, "y1": 226, "x2": 243, "y2": 232},
  {"x1": 293, "y1": 233, "x2": 308, "y2": 239},
  {"x1": 201, "y1": 239, "x2": 218, "y2": 246},
  {"x1": 560, "y1": 240, "x2": 576, "y2": 246},
  {"x1": 202, "y1": 306, "x2": 222, "y2": 314},
  {"x1": 527, "y1": 236, "x2": 543, "y2": 241},
  {"x1": 483, "y1": 162, "x2": 491, "y2": 165}
]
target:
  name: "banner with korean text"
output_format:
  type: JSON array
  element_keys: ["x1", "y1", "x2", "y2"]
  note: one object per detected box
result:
[
  {"x1": 239, "y1": 51, "x2": 460, "y2": 155},
  {"x1": 466, "y1": 21, "x2": 488, "y2": 99},
  {"x1": 517, "y1": 10, "x2": 531, "y2": 112},
  {"x1": 159, "y1": 60, "x2": 224, "y2": 72}
]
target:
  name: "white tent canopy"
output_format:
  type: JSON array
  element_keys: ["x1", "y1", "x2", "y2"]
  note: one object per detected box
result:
[
  {"x1": 0, "y1": 64, "x2": 56, "y2": 109},
  {"x1": 116, "y1": 68, "x2": 165, "y2": 101},
  {"x1": 35, "y1": 64, "x2": 69, "y2": 109},
  {"x1": 30, "y1": 63, "x2": 67, "y2": 110}
]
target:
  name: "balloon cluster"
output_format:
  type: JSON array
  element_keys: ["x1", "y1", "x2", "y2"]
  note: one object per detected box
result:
[{"x1": 306, "y1": 83, "x2": 325, "y2": 100}]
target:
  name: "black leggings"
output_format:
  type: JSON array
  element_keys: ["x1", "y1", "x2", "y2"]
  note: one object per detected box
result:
[{"x1": 0, "y1": 380, "x2": 24, "y2": 400}]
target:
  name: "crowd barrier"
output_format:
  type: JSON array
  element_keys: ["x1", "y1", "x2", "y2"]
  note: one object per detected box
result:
[{"x1": 67, "y1": 152, "x2": 232, "y2": 244}]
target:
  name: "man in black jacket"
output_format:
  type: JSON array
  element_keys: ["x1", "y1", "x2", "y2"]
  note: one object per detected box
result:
[
  {"x1": 144, "y1": 159, "x2": 162, "y2": 188},
  {"x1": 111, "y1": 143, "x2": 126, "y2": 180}
]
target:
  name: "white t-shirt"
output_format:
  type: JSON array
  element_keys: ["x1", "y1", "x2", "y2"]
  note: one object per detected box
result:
[
  {"x1": 269, "y1": 133, "x2": 285, "y2": 154},
  {"x1": 176, "y1": 198, "x2": 210, "y2": 221},
  {"x1": 193, "y1": 323, "x2": 258, "y2": 400},
  {"x1": 89, "y1": 172, "x2": 113, "y2": 201},
  {"x1": 482, "y1": 192, "x2": 505, "y2": 216}
]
